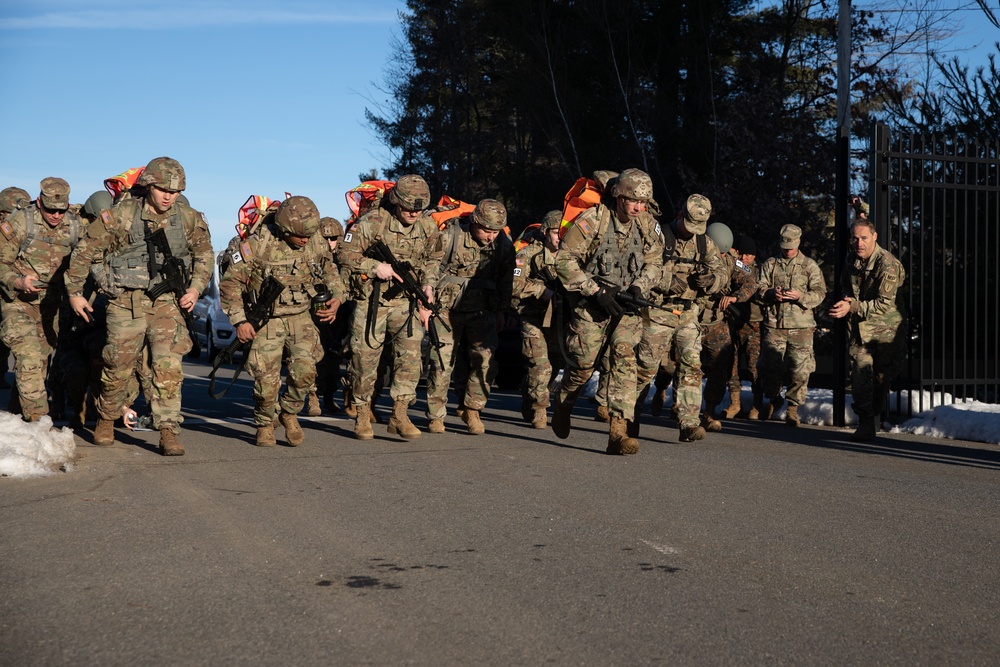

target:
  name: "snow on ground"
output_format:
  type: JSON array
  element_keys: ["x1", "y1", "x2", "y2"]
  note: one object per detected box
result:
[
  {"x1": 1, "y1": 380, "x2": 998, "y2": 480},
  {"x1": 0, "y1": 412, "x2": 76, "y2": 479}
]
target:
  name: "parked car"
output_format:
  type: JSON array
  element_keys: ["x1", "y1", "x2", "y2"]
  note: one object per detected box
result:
[{"x1": 188, "y1": 256, "x2": 235, "y2": 360}]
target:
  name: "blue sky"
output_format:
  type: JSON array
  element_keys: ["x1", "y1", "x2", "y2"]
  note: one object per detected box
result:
[{"x1": 0, "y1": 0, "x2": 406, "y2": 249}]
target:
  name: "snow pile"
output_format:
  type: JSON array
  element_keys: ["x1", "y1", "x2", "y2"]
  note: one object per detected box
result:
[{"x1": 0, "y1": 412, "x2": 77, "y2": 479}]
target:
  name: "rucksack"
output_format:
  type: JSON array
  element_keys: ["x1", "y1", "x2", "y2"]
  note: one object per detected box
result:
[{"x1": 559, "y1": 170, "x2": 619, "y2": 238}]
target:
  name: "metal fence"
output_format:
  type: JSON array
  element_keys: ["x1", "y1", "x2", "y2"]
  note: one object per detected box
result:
[{"x1": 869, "y1": 121, "x2": 1000, "y2": 414}]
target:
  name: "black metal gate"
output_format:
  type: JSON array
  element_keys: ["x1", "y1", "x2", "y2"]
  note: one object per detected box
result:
[{"x1": 868, "y1": 121, "x2": 1000, "y2": 414}]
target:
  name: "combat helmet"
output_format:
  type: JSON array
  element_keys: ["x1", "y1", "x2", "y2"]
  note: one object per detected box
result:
[
  {"x1": 83, "y1": 190, "x2": 114, "y2": 218},
  {"x1": 472, "y1": 199, "x2": 507, "y2": 231},
  {"x1": 136, "y1": 157, "x2": 186, "y2": 192},
  {"x1": 706, "y1": 222, "x2": 733, "y2": 254},
  {"x1": 541, "y1": 209, "x2": 562, "y2": 231},
  {"x1": 276, "y1": 195, "x2": 321, "y2": 237},
  {"x1": 610, "y1": 168, "x2": 653, "y2": 201},
  {"x1": 387, "y1": 174, "x2": 431, "y2": 211},
  {"x1": 0, "y1": 186, "x2": 31, "y2": 214},
  {"x1": 320, "y1": 216, "x2": 343, "y2": 239}
]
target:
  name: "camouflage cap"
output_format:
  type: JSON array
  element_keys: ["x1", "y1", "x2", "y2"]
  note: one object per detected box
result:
[
  {"x1": 706, "y1": 222, "x2": 733, "y2": 254},
  {"x1": 541, "y1": 209, "x2": 563, "y2": 231},
  {"x1": 83, "y1": 190, "x2": 113, "y2": 218},
  {"x1": 137, "y1": 156, "x2": 186, "y2": 192},
  {"x1": 610, "y1": 168, "x2": 653, "y2": 201},
  {"x1": 472, "y1": 198, "x2": 507, "y2": 231},
  {"x1": 779, "y1": 224, "x2": 802, "y2": 249},
  {"x1": 320, "y1": 216, "x2": 343, "y2": 239},
  {"x1": 0, "y1": 186, "x2": 31, "y2": 214},
  {"x1": 276, "y1": 195, "x2": 321, "y2": 237},
  {"x1": 682, "y1": 194, "x2": 712, "y2": 234},
  {"x1": 39, "y1": 177, "x2": 71, "y2": 211},
  {"x1": 388, "y1": 174, "x2": 431, "y2": 211}
]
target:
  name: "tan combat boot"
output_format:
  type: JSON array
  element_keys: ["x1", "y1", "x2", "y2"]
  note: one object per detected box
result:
[
  {"x1": 354, "y1": 404, "x2": 374, "y2": 440},
  {"x1": 762, "y1": 395, "x2": 784, "y2": 421},
  {"x1": 701, "y1": 405, "x2": 722, "y2": 432},
  {"x1": 462, "y1": 408, "x2": 485, "y2": 435},
  {"x1": 607, "y1": 416, "x2": 640, "y2": 455},
  {"x1": 785, "y1": 404, "x2": 800, "y2": 427},
  {"x1": 388, "y1": 399, "x2": 421, "y2": 439},
  {"x1": 428, "y1": 417, "x2": 445, "y2": 434},
  {"x1": 94, "y1": 418, "x2": 116, "y2": 446},
  {"x1": 279, "y1": 412, "x2": 305, "y2": 446},
  {"x1": 255, "y1": 423, "x2": 276, "y2": 447},
  {"x1": 748, "y1": 390, "x2": 763, "y2": 420},
  {"x1": 531, "y1": 407, "x2": 547, "y2": 429},
  {"x1": 723, "y1": 389, "x2": 742, "y2": 419},
  {"x1": 160, "y1": 429, "x2": 185, "y2": 456},
  {"x1": 594, "y1": 405, "x2": 610, "y2": 423},
  {"x1": 306, "y1": 391, "x2": 322, "y2": 417},
  {"x1": 679, "y1": 423, "x2": 707, "y2": 442},
  {"x1": 343, "y1": 387, "x2": 357, "y2": 418}
]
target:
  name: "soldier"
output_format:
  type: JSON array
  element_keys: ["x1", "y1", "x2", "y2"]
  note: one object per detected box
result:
[
  {"x1": 67, "y1": 157, "x2": 214, "y2": 456},
  {"x1": 755, "y1": 223, "x2": 828, "y2": 426},
  {"x1": 0, "y1": 186, "x2": 32, "y2": 390},
  {"x1": 550, "y1": 168, "x2": 664, "y2": 455},
  {"x1": 0, "y1": 178, "x2": 84, "y2": 421},
  {"x1": 337, "y1": 174, "x2": 440, "y2": 440},
  {"x1": 634, "y1": 195, "x2": 727, "y2": 442},
  {"x1": 311, "y1": 216, "x2": 352, "y2": 415},
  {"x1": 422, "y1": 199, "x2": 515, "y2": 435},
  {"x1": 699, "y1": 222, "x2": 757, "y2": 428},
  {"x1": 725, "y1": 234, "x2": 764, "y2": 418},
  {"x1": 512, "y1": 210, "x2": 563, "y2": 429},
  {"x1": 220, "y1": 196, "x2": 345, "y2": 446},
  {"x1": 829, "y1": 218, "x2": 907, "y2": 442}
]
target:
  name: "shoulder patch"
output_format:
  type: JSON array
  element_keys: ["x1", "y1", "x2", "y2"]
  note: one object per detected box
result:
[
  {"x1": 654, "y1": 223, "x2": 663, "y2": 238},
  {"x1": 343, "y1": 231, "x2": 353, "y2": 244},
  {"x1": 239, "y1": 241, "x2": 253, "y2": 262},
  {"x1": 100, "y1": 209, "x2": 114, "y2": 229},
  {"x1": 515, "y1": 258, "x2": 524, "y2": 266},
  {"x1": 0, "y1": 221, "x2": 12, "y2": 240},
  {"x1": 735, "y1": 259, "x2": 751, "y2": 273},
  {"x1": 575, "y1": 217, "x2": 591, "y2": 235}
]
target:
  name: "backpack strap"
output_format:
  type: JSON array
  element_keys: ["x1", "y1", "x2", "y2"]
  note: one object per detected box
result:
[{"x1": 18, "y1": 207, "x2": 38, "y2": 255}]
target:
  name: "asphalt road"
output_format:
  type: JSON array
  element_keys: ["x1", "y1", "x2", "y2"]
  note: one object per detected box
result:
[{"x1": 2, "y1": 358, "x2": 999, "y2": 666}]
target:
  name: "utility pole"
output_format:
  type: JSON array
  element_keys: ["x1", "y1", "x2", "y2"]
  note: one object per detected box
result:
[{"x1": 833, "y1": 0, "x2": 851, "y2": 428}]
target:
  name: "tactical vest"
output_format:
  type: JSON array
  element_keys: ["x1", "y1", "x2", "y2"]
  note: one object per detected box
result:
[
  {"x1": 584, "y1": 207, "x2": 647, "y2": 287},
  {"x1": 108, "y1": 203, "x2": 190, "y2": 290},
  {"x1": 248, "y1": 223, "x2": 324, "y2": 316},
  {"x1": 16, "y1": 205, "x2": 80, "y2": 285},
  {"x1": 436, "y1": 220, "x2": 510, "y2": 311}
]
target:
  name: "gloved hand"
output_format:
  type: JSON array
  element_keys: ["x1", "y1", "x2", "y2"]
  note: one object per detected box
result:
[
  {"x1": 593, "y1": 285, "x2": 625, "y2": 318},
  {"x1": 623, "y1": 285, "x2": 645, "y2": 314},
  {"x1": 668, "y1": 274, "x2": 688, "y2": 295},
  {"x1": 689, "y1": 272, "x2": 715, "y2": 290}
]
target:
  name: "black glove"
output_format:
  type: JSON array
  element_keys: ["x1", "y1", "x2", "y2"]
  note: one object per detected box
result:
[
  {"x1": 623, "y1": 285, "x2": 645, "y2": 314},
  {"x1": 668, "y1": 274, "x2": 688, "y2": 295},
  {"x1": 689, "y1": 272, "x2": 715, "y2": 290},
  {"x1": 593, "y1": 285, "x2": 625, "y2": 318}
]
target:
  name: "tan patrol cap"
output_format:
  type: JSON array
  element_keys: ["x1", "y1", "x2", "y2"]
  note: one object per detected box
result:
[
  {"x1": 682, "y1": 194, "x2": 712, "y2": 234},
  {"x1": 39, "y1": 177, "x2": 70, "y2": 211},
  {"x1": 779, "y1": 224, "x2": 802, "y2": 250}
]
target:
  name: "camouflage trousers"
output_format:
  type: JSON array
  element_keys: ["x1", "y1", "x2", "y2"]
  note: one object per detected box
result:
[
  {"x1": 700, "y1": 319, "x2": 734, "y2": 408},
  {"x1": 0, "y1": 296, "x2": 61, "y2": 417},
  {"x1": 636, "y1": 309, "x2": 703, "y2": 428},
  {"x1": 729, "y1": 320, "x2": 761, "y2": 393},
  {"x1": 849, "y1": 335, "x2": 906, "y2": 419},
  {"x1": 246, "y1": 310, "x2": 322, "y2": 426},
  {"x1": 99, "y1": 292, "x2": 191, "y2": 433},
  {"x1": 520, "y1": 316, "x2": 561, "y2": 409},
  {"x1": 557, "y1": 309, "x2": 642, "y2": 420},
  {"x1": 349, "y1": 298, "x2": 423, "y2": 405},
  {"x1": 758, "y1": 326, "x2": 815, "y2": 407},
  {"x1": 426, "y1": 309, "x2": 498, "y2": 420}
]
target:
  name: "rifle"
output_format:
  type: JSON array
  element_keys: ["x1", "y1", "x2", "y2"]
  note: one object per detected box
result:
[
  {"x1": 363, "y1": 240, "x2": 451, "y2": 370},
  {"x1": 146, "y1": 228, "x2": 192, "y2": 302},
  {"x1": 593, "y1": 276, "x2": 677, "y2": 314},
  {"x1": 208, "y1": 275, "x2": 286, "y2": 399}
]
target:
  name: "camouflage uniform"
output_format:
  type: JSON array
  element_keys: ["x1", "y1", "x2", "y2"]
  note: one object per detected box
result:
[
  {"x1": 220, "y1": 201, "x2": 346, "y2": 437},
  {"x1": 635, "y1": 203, "x2": 727, "y2": 440},
  {"x1": 552, "y1": 170, "x2": 664, "y2": 454},
  {"x1": 841, "y1": 242, "x2": 907, "y2": 427},
  {"x1": 512, "y1": 212, "x2": 563, "y2": 426},
  {"x1": 0, "y1": 187, "x2": 32, "y2": 389},
  {"x1": 756, "y1": 226, "x2": 828, "y2": 419},
  {"x1": 699, "y1": 248, "x2": 756, "y2": 418},
  {"x1": 728, "y1": 258, "x2": 764, "y2": 416},
  {"x1": 65, "y1": 172, "x2": 214, "y2": 440},
  {"x1": 336, "y1": 178, "x2": 440, "y2": 438},
  {"x1": 0, "y1": 179, "x2": 83, "y2": 420},
  {"x1": 424, "y1": 201, "x2": 515, "y2": 433}
]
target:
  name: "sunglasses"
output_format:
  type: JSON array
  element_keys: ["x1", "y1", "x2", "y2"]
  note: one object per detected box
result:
[{"x1": 40, "y1": 204, "x2": 67, "y2": 215}]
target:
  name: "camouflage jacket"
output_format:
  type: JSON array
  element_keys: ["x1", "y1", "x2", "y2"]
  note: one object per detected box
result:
[
  {"x1": 0, "y1": 203, "x2": 83, "y2": 301},
  {"x1": 756, "y1": 251, "x2": 827, "y2": 329},
  {"x1": 424, "y1": 220, "x2": 515, "y2": 313},
  {"x1": 220, "y1": 222, "x2": 346, "y2": 322},
  {"x1": 65, "y1": 196, "x2": 213, "y2": 298},
  {"x1": 698, "y1": 249, "x2": 757, "y2": 325},
  {"x1": 512, "y1": 240, "x2": 559, "y2": 319},
  {"x1": 651, "y1": 223, "x2": 727, "y2": 305},
  {"x1": 841, "y1": 243, "x2": 907, "y2": 343},
  {"x1": 556, "y1": 203, "x2": 663, "y2": 299},
  {"x1": 336, "y1": 206, "x2": 441, "y2": 302}
]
